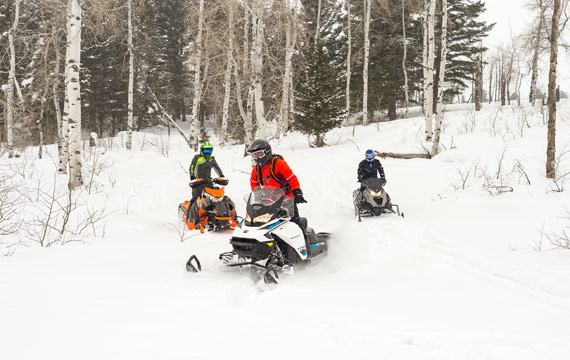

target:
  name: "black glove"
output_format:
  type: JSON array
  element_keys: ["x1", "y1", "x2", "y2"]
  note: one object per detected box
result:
[{"x1": 292, "y1": 189, "x2": 307, "y2": 204}]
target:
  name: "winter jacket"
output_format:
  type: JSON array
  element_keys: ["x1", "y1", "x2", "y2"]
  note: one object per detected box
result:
[
  {"x1": 358, "y1": 159, "x2": 386, "y2": 182},
  {"x1": 189, "y1": 154, "x2": 224, "y2": 181},
  {"x1": 250, "y1": 155, "x2": 301, "y2": 196}
]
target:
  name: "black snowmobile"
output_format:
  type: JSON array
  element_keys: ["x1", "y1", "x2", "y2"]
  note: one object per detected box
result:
[
  {"x1": 186, "y1": 186, "x2": 330, "y2": 284},
  {"x1": 353, "y1": 178, "x2": 403, "y2": 221}
]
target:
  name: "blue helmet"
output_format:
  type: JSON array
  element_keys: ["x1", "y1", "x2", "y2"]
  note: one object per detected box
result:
[{"x1": 365, "y1": 149, "x2": 374, "y2": 162}]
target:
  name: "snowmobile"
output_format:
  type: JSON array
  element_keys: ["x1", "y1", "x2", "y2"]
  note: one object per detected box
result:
[
  {"x1": 178, "y1": 177, "x2": 238, "y2": 233},
  {"x1": 185, "y1": 186, "x2": 330, "y2": 284},
  {"x1": 353, "y1": 177, "x2": 403, "y2": 221}
]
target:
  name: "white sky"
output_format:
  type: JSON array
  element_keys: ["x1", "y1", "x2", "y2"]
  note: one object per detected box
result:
[{"x1": 480, "y1": 0, "x2": 570, "y2": 96}]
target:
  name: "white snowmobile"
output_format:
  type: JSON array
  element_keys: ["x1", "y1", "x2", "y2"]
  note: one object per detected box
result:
[
  {"x1": 353, "y1": 177, "x2": 403, "y2": 221},
  {"x1": 185, "y1": 186, "x2": 330, "y2": 284}
]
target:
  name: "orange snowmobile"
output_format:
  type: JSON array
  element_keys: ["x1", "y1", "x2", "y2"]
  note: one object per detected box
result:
[{"x1": 178, "y1": 177, "x2": 238, "y2": 233}]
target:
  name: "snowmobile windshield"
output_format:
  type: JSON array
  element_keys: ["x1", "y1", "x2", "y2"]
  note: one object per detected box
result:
[
  {"x1": 362, "y1": 178, "x2": 386, "y2": 192},
  {"x1": 245, "y1": 186, "x2": 294, "y2": 225}
]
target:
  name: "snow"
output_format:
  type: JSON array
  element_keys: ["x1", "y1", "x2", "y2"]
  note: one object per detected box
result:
[{"x1": 2, "y1": 101, "x2": 570, "y2": 359}]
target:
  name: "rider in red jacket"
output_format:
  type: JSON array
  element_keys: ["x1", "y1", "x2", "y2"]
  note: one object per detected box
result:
[{"x1": 248, "y1": 139, "x2": 307, "y2": 224}]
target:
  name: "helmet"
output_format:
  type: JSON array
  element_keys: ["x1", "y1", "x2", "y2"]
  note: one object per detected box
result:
[
  {"x1": 365, "y1": 149, "x2": 375, "y2": 162},
  {"x1": 248, "y1": 139, "x2": 272, "y2": 166},
  {"x1": 200, "y1": 141, "x2": 214, "y2": 157}
]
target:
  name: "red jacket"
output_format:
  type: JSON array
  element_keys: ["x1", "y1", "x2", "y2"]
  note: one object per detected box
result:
[{"x1": 250, "y1": 155, "x2": 301, "y2": 196}]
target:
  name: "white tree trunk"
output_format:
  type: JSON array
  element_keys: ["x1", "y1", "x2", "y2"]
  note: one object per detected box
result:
[
  {"x1": 546, "y1": 0, "x2": 561, "y2": 178},
  {"x1": 423, "y1": 0, "x2": 436, "y2": 141},
  {"x1": 127, "y1": 0, "x2": 134, "y2": 150},
  {"x1": 289, "y1": 1, "x2": 297, "y2": 122},
  {"x1": 242, "y1": 1, "x2": 255, "y2": 150},
  {"x1": 60, "y1": 73, "x2": 69, "y2": 174},
  {"x1": 346, "y1": 0, "x2": 352, "y2": 123},
  {"x1": 66, "y1": 0, "x2": 83, "y2": 189},
  {"x1": 530, "y1": 1, "x2": 545, "y2": 106},
  {"x1": 402, "y1": 0, "x2": 410, "y2": 116},
  {"x1": 431, "y1": 0, "x2": 448, "y2": 156},
  {"x1": 277, "y1": 0, "x2": 294, "y2": 139},
  {"x1": 315, "y1": 0, "x2": 322, "y2": 42},
  {"x1": 251, "y1": 0, "x2": 266, "y2": 140},
  {"x1": 221, "y1": 4, "x2": 234, "y2": 146},
  {"x1": 6, "y1": 0, "x2": 21, "y2": 158},
  {"x1": 362, "y1": 0, "x2": 371, "y2": 126},
  {"x1": 191, "y1": 0, "x2": 204, "y2": 150}
]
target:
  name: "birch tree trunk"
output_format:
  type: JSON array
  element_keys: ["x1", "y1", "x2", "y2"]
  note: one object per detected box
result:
[
  {"x1": 221, "y1": 4, "x2": 234, "y2": 146},
  {"x1": 66, "y1": 0, "x2": 83, "y2": 189},
  {"x1": 251, "y1": 0, "x2": 266, "y2": 140},
  {"x1": 6, "y1": 0, "x2": 21, "y2": 158},
  {"x1": 488, "y1": 62, "x2": 493, "y2": 104},
  {"x1": 315, "y1": 0, "x2": 322, "y2": 42},
  {"x1": 362, "y1": 0, "x2": 371, "y2": 126},
  {"x1": 277, "y1": 0, "x2": 293, "y2": 139},
  {"x1": 475, "y1": 55, "x2": 482, "y2": 111},
  {"x1": 431, "y1": 0, "x2": 447, "y2": 156},
  {"x1": 423, "y1": 0, "x2": 436, "y2": 141},
  {"x1": 530, "y1": 1, "x2": 545, "y2": 106},
  {"x1": 241, "y1": 1, "x2": 254, "y2": 149},
  {"x1": 546, "y1": 0, "x2": 561, "y2": 179},
  {"x1": 402, "y1": 0, "x2": 410, "y2": 116},
  {"x1": 346, "y1": 0, "x2": 352, "y2": 124},
  {"x1": 191, "y1": 0, "x2": 204, "y2": 150},
  {"x1": 289, "y1": 1, "x2": 297, "y2": 123},
  {"x1": 126, "y1": 0, "x2": 134, "y2": 150}
]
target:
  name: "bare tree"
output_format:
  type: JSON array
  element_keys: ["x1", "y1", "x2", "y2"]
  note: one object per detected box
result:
[
  {"x1": 251, "y1": 0, "x2": 266, "y2": 139},
  {"x1": 277, "y1": 0, "x2": 294, "y2": 139},
  {"x1": 362, "y1": 0, "x2": 371, "y2": 125},
  {"x1": 346, "y1": 0, "x2": 352, "y2": 124},
  {"x1": 66, "y1": 0, "x2": 83, "y2": 189},
  {"x1": 546, "y1": 0, "x2": 561, "y2": 178},
  {"x1": 529, "y1": 0, "x2": 547, "y2": 106},
  {"x1": 431, "y1": 0, "x2": 448, "y2": 156},
  {"x1": 191, "y1": 0, "x2": 205, "y2": 150},
  {"x1": 402, "y1": 0, "x2": 410, "y2": 115},
  {"x1": 474, "y1": 55, "x2": 482, "y2": 111},
  {"x1": 423, "y1": 0, "x2": 436, "y2": 141},
  {"x1": 6, "y1": 0, "x2": 22, "y2": 159},
  {"x1": 221, "y1": 2, "x2": 234, "y2": 146},
  {"x1": 126, "y1": 0, "x2": 134, "y2": 151}
]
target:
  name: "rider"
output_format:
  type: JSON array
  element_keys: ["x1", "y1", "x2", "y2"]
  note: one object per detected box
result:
[
  {"x1": 358, "y1": 149, "x2": 386, "y2": 187},
  {"x1": 189, "y1": 141, "x2": 224, "y2": 206},
  {"x1": 247, "y1": 139, "x2": 307, "y2": 226}
]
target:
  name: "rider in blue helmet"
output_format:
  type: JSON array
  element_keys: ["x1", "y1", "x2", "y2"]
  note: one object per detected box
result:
[{"x1": 358, "y1": 149, "x2": 386, "y2": 187}]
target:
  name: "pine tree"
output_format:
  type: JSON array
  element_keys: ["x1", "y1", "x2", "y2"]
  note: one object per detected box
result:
[
  {"x1": 432, "y1": 0, "x2": 494, "y2": 105},
  {"x1": 294, "y1": 0, "x2": 345, "y2": 147}
]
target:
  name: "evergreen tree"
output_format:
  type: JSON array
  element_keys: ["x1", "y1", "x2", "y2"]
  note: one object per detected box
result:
[
  {"x1": 432, "y1": 0, "x2": 494, "y2": 105},
  {"x1": 294, "y1": 0, "x2": 345, "y2": 147},
  {"x1": 349, "y1": 0, "x2": 424, "y2": 121}
]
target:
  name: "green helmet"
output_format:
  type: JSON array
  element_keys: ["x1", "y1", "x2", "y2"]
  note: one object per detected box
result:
[
  {"x1": 200, "y1": 141, "x2": 214, "y2": 157},
  {"x1": 200, "y1": 141, "x2": 213, "y2": 150}
]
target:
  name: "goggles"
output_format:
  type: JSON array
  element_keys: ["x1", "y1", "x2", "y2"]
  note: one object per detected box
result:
[
  {"x1": 202, "y1": 148, "x2": 213, "y2": 154},
  {"x1": 251, "y1": 150, "x2": 266, "y2": 159}
]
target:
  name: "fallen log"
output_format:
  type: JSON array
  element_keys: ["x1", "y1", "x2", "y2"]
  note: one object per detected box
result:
[{"x1": 374, "y1": 151, "x2": 432, "y2": 160}]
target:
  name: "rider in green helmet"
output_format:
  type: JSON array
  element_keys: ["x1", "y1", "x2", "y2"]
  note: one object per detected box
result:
[{"x1": 189, "y1": 141, "x2": 225, "y2": 205}]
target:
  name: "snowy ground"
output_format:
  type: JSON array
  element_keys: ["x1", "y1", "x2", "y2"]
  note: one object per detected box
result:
[{"x1": 2, "y1": 102, "x2": 570, "y2": 359}]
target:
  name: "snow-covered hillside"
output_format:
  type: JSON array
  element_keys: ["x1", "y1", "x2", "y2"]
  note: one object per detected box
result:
[{"x1": 2, "y1": 102, "x2": 570, "y2": 360}]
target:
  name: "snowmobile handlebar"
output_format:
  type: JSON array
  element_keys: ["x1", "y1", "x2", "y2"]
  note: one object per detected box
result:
[{"x1": 189, "y1": 177, "x2": 229, "y2": 188}]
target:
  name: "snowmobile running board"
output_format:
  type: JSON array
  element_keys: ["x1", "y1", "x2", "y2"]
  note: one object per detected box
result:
[{"x1": 219, "y1": 252, "x2": 272, "y2": 270}]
